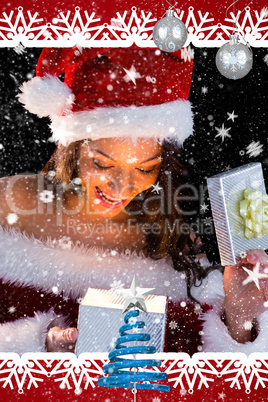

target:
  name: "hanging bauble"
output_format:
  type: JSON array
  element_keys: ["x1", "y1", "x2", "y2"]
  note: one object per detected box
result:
[
  {"x1": 215, "y1": 34, "x2": 253, "y2": 80},
  {"x1": 153, "y1": 9, "x2": 188, "y2": 52}
]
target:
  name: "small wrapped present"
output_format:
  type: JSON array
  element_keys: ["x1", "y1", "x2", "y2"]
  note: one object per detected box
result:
[
  {"x1": 207, "y1": 162, "x2": 268, "y2": 266},
  {"x1": 75, "y1": 288, "x2": 167, "y2": 356}
]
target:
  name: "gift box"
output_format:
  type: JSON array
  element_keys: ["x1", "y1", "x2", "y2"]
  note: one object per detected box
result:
[
  {"x1": 75, "y1": 288, "x2": 167, "y2": 356},
  {"x1": 207, "y1": 162, "x2": 268, "y2": 266}
]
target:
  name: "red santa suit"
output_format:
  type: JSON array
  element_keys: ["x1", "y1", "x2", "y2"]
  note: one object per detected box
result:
[{"x1": 0, "y1": 224, "x2": 267, "y2": 355}]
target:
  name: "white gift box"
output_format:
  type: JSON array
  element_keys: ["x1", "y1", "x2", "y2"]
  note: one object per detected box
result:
[
  {"x1": 207, "y1": 162, "x2": 268, "y2": 266},
  {"x1": 75, "y1": 288, "x2": 167, "y2": 356}
]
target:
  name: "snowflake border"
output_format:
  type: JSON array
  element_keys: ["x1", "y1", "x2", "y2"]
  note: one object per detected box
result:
[
  {"x1": 1, "y1": 353, "x2": 268, "y2": 394},
  {"x1": 1, "y1": 6, "x2": 268, "y2": 47}
]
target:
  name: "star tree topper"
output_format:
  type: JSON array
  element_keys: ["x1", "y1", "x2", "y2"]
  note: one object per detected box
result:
[{"x1": 117, "y1": 275, "x2": 155, "y2": 314}]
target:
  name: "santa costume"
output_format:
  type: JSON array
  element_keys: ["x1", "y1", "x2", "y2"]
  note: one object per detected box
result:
[{"x1": 1, "y1": 46, "x2": 268, "y2": 355}]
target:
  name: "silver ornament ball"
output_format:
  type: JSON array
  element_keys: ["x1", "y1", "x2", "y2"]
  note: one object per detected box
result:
[
  {"x1": 153, "y1": 9, "x2": 188, "y2": 53},
  {"x1": 215, "y1": 34, "x2": 253, "y2": 80}
]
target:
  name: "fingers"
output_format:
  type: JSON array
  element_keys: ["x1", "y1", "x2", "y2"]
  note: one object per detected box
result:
[{"x1": 246, "y1": 249, "x2": 268, "y2": 266}]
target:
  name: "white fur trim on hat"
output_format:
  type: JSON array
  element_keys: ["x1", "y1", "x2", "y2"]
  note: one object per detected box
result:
[
  {"x1": 48, "y1": 99, "x2": 194, "y2": 147},
  {"x1": 0, "y1": 310, "x2": 68, "y2": 355},
  {"x1": 17, "y1": 74, "x2": 75, "y2": 118},
  {"x1": 18, "y1": 74, "x2": 193, "y2": 147}
]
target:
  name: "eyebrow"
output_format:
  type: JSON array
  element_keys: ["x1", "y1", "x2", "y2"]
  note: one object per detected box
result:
[
  {"x1": 90, "y1": 148, "x2": 162, "y2": 164},
  {"x1": 90, "y1": 148, "x2": 116, "y2": 161}
]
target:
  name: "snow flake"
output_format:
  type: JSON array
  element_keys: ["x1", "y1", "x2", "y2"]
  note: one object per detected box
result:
[
  {"x1": 8, "y1": 306, "x2": 16, "y2": 314},
  {"x1": 239, "y1": 251, "x2": 247, "y2": 259},
  {"x1": 52, "y1": 287, "x2": 59, "y2": 295},
  {"x1": 145, "y1": 76, "x2": 156, "y2": 83},
  {"x1": 218, "y1": 392, "x2": 226, "y2": 400},
  {"x1": 200, "y1": 203, "x2": 209, "y2": 213},
  {"x1": 126, "y1": 156, "x2": 139, "y2": 164},
  {"x1": 204, "y1": 217, "x2": 213, "y2": 226},
  {"x1": 227, "y1": 111, "x2": 238, "y2": 122},
  {"x1": 110, "y1": 280, "x2": 125, "y2": 291},
  {"x1": 215, "y1": 124, "x2": 231, "y2": 142},
  {"x1": 181, "y1": 46, "x2": 194, "y2": 62},
  {"x1": 164, "y1": 281, "x2": 170, "y2": 287},
  {"x1": 123, "y1": 65, "x2": 142, "y2": 85},
  {"x1": 243, "y1": 321, "x2": 253, "y2": 331},
  {"x1": 14, "y1": 43, "x2": 25, "y2": 55},
  {"x1": 39, "y1": 190, "x2": 55, "y2": 203},
  {"x1": 151, "y1": 182, "x2": 163, "y2": 194},
  {"x1": 52, "y1": 236, "x2": 74, "y2": 250},
  {"x1": 6, "y1": 213, "x2": 18, "y2": 225},
  {"x1": 169, "y1": 320, "x2": 178, "y2": 330},
  {"x1": 0, "y1": 143, "x2": 3, "y2": 150},
  {"x1": 201, "y1": 86, "x2": 208, "y2": 94},
  {"x1": 261, "y1": 7, "x2": 268, "y2": 18},
  {"x1": 264, "y1": 54, "x2": 268, "y2": 66},
  {"x1": 242, "y1": 262, "x2": 268, "y2": 290},
  {"x1": 72, "y1": 177, "x2": 82, "y2": 185},
  {"x1": 246, "y1": 141, "x2": 263, "y2": 158}
]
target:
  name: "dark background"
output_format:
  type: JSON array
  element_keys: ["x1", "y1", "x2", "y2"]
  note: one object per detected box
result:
[{"x1": 0, "y1": 46, "x2": 268, "y2": 263}]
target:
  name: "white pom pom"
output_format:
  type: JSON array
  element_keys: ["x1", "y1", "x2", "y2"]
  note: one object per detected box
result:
[{"x1": 17, "y1": 74, "x2": 75, "y2": 118}]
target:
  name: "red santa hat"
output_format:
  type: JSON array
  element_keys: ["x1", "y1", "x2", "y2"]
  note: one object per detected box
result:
[{"x1": 18, "y1": 46, "x2": 194, "y2": 147}]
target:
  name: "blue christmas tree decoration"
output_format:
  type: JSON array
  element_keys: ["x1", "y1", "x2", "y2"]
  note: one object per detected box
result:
[{"x1": 98, "y1": 275, "x2": 170, "y2": 393}]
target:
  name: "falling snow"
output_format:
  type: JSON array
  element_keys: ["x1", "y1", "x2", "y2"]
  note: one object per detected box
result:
[
  {"x1": 151, "y1": 182, "x2": 163, "y2": 194},
  {"x1": 246, "y1": 141, "x2": 264, "y2": 158},
  {"x1": 215, "y1": 124, "x2": 231, "y2": 142},
  {"x1": 122, "y1": 65, "x2": 142, "y2": 85},
  {"x1": 169, "y1": 320, "x2": 178, "y2": 330},
  {"x1": 6, "y1": 213, "x2": 18, "y2": 225},
  {"x1": 13, "y1": 43, "x2": 26, "y2": 55},
  {"x1": 110, "y1": 280, "x2": 125, "y2": 290},
  {"x1": 200, "y1": 203, "x2": 209, "y2": 213},
  {"x1": 52, "y1": 236, "x2": 74, "y2": 250},
  {"x1": 227, "y1": 111, "x2": 238, "y2": 122},
  {"x1": 39, "y1": 190, "x2": 55, "y2": 203}
]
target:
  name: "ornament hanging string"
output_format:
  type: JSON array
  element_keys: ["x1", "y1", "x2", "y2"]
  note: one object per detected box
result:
[
  {"x1": 225, "y1": 0, "x2": 254, "y2": 54},
  {"x1": 160, "y1": 1, "x2": 177, "y2": 18}
]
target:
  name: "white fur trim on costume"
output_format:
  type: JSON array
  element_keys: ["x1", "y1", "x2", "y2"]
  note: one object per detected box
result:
[
  {"x1": 201, "y1": 304, "x2": 268, "y2": 354},
  {"x1": 17, "y1": 74, "x2": 75, "y2": 118},
  {"x1": 0, "y1": 224, "x2": 223, "y2": 304},
  {"x1": 48, "y1": 99, "x2": 193, "y2": 147},
  {"x1": 0, "y1": 310, "x2": 68, "y2": 355}
]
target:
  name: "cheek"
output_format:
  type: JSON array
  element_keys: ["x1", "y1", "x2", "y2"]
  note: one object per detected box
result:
[
  {"x1": 131, "y1": 173, "x2": 160, "y2": 195},
  {"x1": 79, "y1": 162, "x2": 104, "y2": 184}
]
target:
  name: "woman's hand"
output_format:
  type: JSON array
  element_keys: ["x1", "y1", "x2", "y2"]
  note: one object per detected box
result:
[
  {"x1": 46, "y1": 326, "x2": 78, "y2": 352},
  {"x1": 223, "y1": 249, "x2": 268, "y2": 343}
]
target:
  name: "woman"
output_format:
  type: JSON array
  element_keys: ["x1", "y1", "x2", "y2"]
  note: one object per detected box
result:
[{"x1": 0, "y1": 46, "x2": 267, "y2": 354}]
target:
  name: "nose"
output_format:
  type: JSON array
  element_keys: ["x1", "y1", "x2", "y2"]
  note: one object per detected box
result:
[{"x1": 108, "y1": 172, "x2": 134, "y2": 197}]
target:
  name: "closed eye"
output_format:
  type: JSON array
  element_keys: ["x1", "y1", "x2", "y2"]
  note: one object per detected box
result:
[
  {"x1": 93, "y1": 159, "x2": 114, "y2": 170},
  {"x1": 136, "y1": 168, "x2": 156, "y2": 174}
]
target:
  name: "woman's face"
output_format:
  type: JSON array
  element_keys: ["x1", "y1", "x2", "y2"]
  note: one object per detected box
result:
[{"x1": 78, "y1": 137, "x2": 163, "y2": 219}]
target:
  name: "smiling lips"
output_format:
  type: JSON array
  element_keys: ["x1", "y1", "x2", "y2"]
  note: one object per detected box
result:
[{"x1": 94, "y1": 186, "x2": 127, "y2": 209}]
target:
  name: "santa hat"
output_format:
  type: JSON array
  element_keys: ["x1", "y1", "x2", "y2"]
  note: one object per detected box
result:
[{"x1": 18, "y1": 47, "x2": 194, "y2": 147}]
